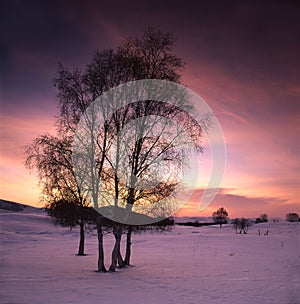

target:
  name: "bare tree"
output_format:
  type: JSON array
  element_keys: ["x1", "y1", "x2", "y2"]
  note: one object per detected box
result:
[
  {"x1": 25, "y1": 134, "x2": 90, "y2": 256},
  {"x1": 232, "y1": 218, "x2": 240, "y2": 234},
  {"x1": 52, "y1": 53, "x2": 124, "y2": 271},
  {"x1": 95, "y1": 28, "x2": 203, "y2": 270},
  {"x1": 232, "y1": 218, "x2": 251, "y2": 234},
  {"x1": 77, "y1": 27, "x2": 199, "y2": 271},
  {"x1": 25, "y1": 27, "x2": 205, "y2": 272}
]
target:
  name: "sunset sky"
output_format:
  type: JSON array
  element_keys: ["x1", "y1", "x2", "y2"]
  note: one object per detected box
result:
[{"x1": 1, "y1": 0, "x2": 299, "y2": 218}]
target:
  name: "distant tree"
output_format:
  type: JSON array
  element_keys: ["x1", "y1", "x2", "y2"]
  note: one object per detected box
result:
[
  {"x1": 212, "y1": 207, "x2": 229, "y2": 227},
  {"x1": 260, "y1": 213, "x2": 268, "y2": 222},
  {"x1": 232, "y1": 218, "x2": 251, "y2": 234},
  {"x1": 239, "y1": 218, "x2": 251, "y2": 234},
  {"x1": 285, "y1": 213, "x2": 299, "y2": 222},
  {"x1": 255, "y1": 213, "x2": 268, "y2": 223},
  {"x1": 232, "y1": 218, "x2": 240, "y2": 234}
]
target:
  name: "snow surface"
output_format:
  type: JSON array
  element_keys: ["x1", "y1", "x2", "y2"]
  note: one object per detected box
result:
[{"x1": 1, "y1": 210, "x2": 299, "y2": 304}]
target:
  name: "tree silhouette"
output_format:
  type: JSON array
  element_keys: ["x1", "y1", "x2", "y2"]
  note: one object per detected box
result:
[
  {"x1": 232, "y1": 218, "x2": 251, "y2": 234},
  {"x1": 25, "y1": 135, "x2": 90, "y2": 256},
  {"x1": 212, "y1": 207, "x2": 229, "y2": 228},
  {"x1": 255, "y1": 213, "x2": 268, "y2": 223},
  {"x1": 25, "y1": 27, "x2": 204, "y2": 272},
  {"x1": 286, "y1": 213, "x2": 299, "y2": 222},
  {"x1": 232, "y1": 218, "x2": 240, "y2": 234}
]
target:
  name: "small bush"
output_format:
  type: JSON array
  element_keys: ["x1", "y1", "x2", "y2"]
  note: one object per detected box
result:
[
  {"x1": 255, "y1": 213, "x2": 268, "y2": 223},
  {"x1": 286, "y1": 213, "x2": 299, "y2": 222}
]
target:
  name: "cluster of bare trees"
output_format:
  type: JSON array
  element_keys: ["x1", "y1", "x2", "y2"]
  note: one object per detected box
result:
[
  {"x1": 25, "y1": 28, "x2": 204, "y2": 272},
  {"x1": 232, "y1": 218, "x2": 251, "y2": 234}
]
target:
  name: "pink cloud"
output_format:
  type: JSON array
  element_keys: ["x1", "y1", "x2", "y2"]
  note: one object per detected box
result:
[{"x1": 180, "y1": 60, "x2": 300, "y2": 217}]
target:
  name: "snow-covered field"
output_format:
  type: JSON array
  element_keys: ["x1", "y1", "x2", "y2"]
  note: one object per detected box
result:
[{"x1": 1, "y1": 209, "x2": 299, "y2": 304}]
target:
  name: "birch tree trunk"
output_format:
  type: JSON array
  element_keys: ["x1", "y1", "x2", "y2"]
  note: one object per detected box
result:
[
  {"x1": 117, "y1": 247, "x2": 125, "y2": 268},
  {"x1": 125, "y1": 225, "x2": 132, "y2": 266},
  {"x1": 109, "y1": 225, "x2": 122, "y2": 272},
  {"x1": 97, "y1": 215, "x2": 107, "y2": 272},
  {"x1": 77, "y1": 218, "x2": 85, "y2": 256}
]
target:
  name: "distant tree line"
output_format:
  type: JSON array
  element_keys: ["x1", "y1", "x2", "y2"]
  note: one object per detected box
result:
[{"x1": 177, "y1": 221, "x2": 220, "y2": 227}]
